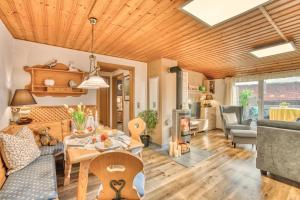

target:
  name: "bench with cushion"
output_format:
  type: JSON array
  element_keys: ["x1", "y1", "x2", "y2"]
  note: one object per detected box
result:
[
  {"x1": 0, "y1": 121, "x2": 69, "y2": 200},
  {"x1": 0, "y1": 154, "x2": 58, "y2": 199},
  {"x1": 230, "y1": 129, "x2": 257, "y2": 148}
]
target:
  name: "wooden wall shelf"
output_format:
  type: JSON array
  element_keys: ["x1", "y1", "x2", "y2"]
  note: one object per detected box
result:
[{"x1": 24, "y1": 66, "x2": 87, "y2": 97}]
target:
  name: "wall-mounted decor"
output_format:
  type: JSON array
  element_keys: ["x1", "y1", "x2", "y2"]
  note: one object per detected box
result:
[
  {"x1": 68, "y1": 80, "x2": 78, "y2": 88},
  {"x1": 209, "y1": 80, "x2": 215, "y2": 94},
  {"x1": 24, "y1": 66, "x2": 87, "y2": 97},
  {"x1": 123, "y1": 76, "x2": 130, "y2": 101},
  {"x1": 44, "y1": 79, "x2": 55, "y2": 87},
  {"x1": 117, "y1": 80, "x2": 123, "y2": 96}
]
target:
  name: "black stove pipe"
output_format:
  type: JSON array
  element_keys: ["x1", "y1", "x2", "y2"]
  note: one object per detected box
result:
[{"x1": 168, "y1": 66, "x2": 182, "y2": 109}]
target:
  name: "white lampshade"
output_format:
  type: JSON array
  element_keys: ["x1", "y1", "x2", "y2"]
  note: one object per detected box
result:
[{"x1": 78, "y1": 76, "x2": 109, "y2": 89}]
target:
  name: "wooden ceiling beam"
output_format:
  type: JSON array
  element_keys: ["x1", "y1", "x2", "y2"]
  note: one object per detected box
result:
[{"x1": 259, "y1": 5, "x2": 288, "y2": 41}]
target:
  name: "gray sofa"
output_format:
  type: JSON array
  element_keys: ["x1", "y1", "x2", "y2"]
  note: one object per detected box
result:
[
  {"x1": 219, "y1": 106, "x2": 252, "y2": 139},
  {"x1": 257, "y1": 120, "x2": 300, "y2": 183},
  {"x1": 0, "y1": 143, "x2": 63, "y2": 199}
]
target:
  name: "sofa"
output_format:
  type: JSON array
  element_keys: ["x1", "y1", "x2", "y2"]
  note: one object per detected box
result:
[
  {"x1": 0, "y1": 120, "x2": 71, "y2": 199},
  {"x1": 256, "y1": 120, "x2": 300, "y2": 183}
]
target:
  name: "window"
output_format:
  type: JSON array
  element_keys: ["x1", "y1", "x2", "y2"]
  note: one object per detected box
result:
[
  {"x1": 263, "y1": 77, "x2": 300, "y2": 119},
  {"x1": 234, "y1": 75, "x2": 300, "y2": 123},
  {"x1": 235, "y1": 81, "x2": 259, "y2": 122}
]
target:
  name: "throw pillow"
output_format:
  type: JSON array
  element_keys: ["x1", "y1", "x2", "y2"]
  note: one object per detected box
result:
[
  {"x1": 223, "y1": 113, "x2": 238, "y2": 124},
  {"x1": 0, "y1": 126, "x2": 41, "y2": 175}
]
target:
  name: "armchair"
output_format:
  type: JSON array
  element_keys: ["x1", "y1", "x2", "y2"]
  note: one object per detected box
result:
[{"x1": 219, "y1": 106, "x2": 252, "y2": 139}]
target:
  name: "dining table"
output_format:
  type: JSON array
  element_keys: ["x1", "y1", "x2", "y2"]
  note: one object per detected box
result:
[
  {"x1": 63, "y1": 127, "x2": 144, "y2": 187},
  {"x1": 269, "y1": 107, "x2": 300, "y2": 122}
]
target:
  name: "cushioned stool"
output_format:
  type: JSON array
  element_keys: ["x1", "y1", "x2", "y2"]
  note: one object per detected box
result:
[{"x1": 230, "y1": 129, "x2": 257, "y2": 148}]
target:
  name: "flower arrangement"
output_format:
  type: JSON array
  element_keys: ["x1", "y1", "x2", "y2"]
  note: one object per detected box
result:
[{"x1": 64, "y1": 103, "x2": 87, "y2": 132}]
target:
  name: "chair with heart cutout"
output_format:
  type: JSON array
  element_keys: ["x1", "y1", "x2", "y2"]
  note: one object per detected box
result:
[
  {"x1": 77, "y1": 151, "x2": 145, "y2": 200},
  {"x1": 128, "y1": 118, "x2": 146, "y2": 158}
]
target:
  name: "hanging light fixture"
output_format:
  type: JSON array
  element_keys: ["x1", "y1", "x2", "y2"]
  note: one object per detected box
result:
[{"x1": 78, "y1": 17, "x2": 109, "y2": 89}]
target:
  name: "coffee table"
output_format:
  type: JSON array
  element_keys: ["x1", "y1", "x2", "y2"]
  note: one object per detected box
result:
[{"x1": 63, "y1": 130, "x2": 144, "y2": 186}]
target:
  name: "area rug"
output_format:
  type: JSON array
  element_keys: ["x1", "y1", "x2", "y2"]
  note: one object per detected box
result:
[{"x1": 150, "y1": 145, "x2": 214, "y2": 168}]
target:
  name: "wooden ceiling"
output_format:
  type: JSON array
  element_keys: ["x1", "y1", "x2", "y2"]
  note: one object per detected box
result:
[{"x1": 1, "y1": 0, "x2": 300, "y2": 78}]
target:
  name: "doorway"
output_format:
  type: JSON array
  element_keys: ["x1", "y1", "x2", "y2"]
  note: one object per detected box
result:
[{"x1": 96, "y1": 62, "x2": 135, "y2": 133}]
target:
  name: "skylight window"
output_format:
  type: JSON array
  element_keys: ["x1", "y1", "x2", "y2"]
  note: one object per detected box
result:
[{"x1": 181, "y1": 0, "x2": 270, "y2": 26}]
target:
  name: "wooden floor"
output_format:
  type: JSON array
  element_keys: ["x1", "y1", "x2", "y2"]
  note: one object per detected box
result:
[{"x1": 57, "y1": 130, "x2": 300, "y2": 200}]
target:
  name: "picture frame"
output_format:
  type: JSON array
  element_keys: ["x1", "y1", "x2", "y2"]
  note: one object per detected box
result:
[
  {"x1": 209, "y1": 80, "x2": 215, "y2": 94},
  {"x1": 123, "y1": 75, "x2": 130, "y2": 101}
]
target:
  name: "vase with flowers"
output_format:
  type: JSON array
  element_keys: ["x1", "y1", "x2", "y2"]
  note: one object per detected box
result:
[{"x1": 64, "y1": 103, "x2": 94, "y2": 138}]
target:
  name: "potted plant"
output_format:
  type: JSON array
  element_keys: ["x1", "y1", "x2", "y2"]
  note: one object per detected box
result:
[
  {"x1": 279, "y1": 102, "x2": 289, "y2": 108},
  {"x1": 138, "y1": 110, "x2": 158, "y2": 147},
  {"x1": 239, "y1": 89, "x2": 252, "y2": 119},
  {"x1": 198, "y1": 85, "x2": 206, "y2": 92}
]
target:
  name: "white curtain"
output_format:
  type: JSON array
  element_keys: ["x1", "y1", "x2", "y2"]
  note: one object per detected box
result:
[{"x1": 224, "y1": 77, "x2": 236, "y2": 105}]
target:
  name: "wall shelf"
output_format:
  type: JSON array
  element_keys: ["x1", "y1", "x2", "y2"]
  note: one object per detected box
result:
[{"x1": 24, "y1": 66, "x2": 87, "y2": 97}]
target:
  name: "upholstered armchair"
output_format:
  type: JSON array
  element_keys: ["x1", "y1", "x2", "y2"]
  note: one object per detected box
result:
[{"x1": 219, "y1": 106, "x2": 252, "y2": 139}]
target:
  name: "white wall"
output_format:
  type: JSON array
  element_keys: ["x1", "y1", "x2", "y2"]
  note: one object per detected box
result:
[
  {"x1": 186, "y1": 70, "x2": 207, "y2": 86},
  {"x1": 148, "y1": 58, "x2": 177, "y2": 146},
  {"x1": 205, "y1": 79, "x2": 225, "y2": 129},
  {"x1": 11, "y1": 40, "x2": 147, "y2": 116},
  {"x1": 0, "y1": 21, "x2": 14, "y2": 129}
]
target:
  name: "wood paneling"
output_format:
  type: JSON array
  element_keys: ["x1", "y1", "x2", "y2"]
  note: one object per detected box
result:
[
  {"x1": 97, "y1": 77, "x2": 110, "y2": 126},
  {"x1": 1, "y1": 0, "x2": 300, "y2": 78},
  {"x1": 57, "y1": 130, "x2": 300, "y2": 200}
]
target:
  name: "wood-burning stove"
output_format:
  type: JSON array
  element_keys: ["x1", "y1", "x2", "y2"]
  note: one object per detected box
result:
[{"x1": 172, "y1": 109, "x2": 191, "y2": 154}]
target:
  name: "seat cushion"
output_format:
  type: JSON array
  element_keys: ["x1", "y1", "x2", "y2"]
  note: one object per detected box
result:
[
  {"x1": 0, "y1": 155, "x2": 58, "y2": 200},
  {"x1": 133, "y1": 172, "x2": 145, "y2": 197},
  {"x1": 231, "y1": 130, "x2": 257, "y2": 138},
  {"x1": 227, "y1": 124, "x2": 251, "y2": 130},
  {"x1": 40, "y1": 142, "x2": 64, "y2": 156},
  {"x1": 223, "y1": 113, "x2": 238, "y2": 124}
]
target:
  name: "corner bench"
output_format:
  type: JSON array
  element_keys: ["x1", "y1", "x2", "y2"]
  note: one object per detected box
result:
[
  {"x1": 0, "y1": 120, "x2": 69, "y2": 200},
  {"x1": 0, "y1": 143, "x2": 64, "y2": 200}
]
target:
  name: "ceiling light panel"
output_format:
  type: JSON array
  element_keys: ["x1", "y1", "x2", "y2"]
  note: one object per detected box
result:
[
  {"x1": 181, "y1": 0, "x2": 270, "y2": 26},
  {"x1": 250, "y1": 42, "x2": 296, "y2": 58}
]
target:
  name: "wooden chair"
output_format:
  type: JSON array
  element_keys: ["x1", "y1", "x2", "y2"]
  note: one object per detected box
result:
[
  {"x1": 128, "y1": 118, "x2": 146, "y2": 158},
  {"x1": 77, "y1": 151, "x2": 144, "y2": 200}
]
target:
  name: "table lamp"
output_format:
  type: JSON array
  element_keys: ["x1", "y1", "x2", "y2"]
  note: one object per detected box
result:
[{"x1": 10, "y1": 89, "x2": 37, "y2": 124}]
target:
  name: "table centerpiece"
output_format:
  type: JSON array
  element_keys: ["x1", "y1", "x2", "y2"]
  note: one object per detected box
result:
[{"x1": 64, "y1": 103, "x2": 95, "y2": 138}]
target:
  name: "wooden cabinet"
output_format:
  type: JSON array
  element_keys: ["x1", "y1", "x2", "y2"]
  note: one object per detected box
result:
[
  {"x1": 201, "y1": 107, "x2": 216, "y2": 131},
  {"x1": 24, "y1": 66, "x2": 87, "y2": 97}
]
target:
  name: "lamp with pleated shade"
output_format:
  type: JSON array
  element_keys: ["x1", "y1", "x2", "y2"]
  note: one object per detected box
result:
[{"x1": 10, "y1": 89, "x2": 37, "y2": 124}]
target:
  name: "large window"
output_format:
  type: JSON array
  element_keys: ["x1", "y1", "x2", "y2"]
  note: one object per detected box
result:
[
  {"x1": 234, "y1": 76, "x2": 300, "y2": 122},
  {"x1": 235, "y1": 81, "x2": 259, "y2": 122},
  {"x1": 264, "y1": 77, "x2": 300, "y2": 119}
]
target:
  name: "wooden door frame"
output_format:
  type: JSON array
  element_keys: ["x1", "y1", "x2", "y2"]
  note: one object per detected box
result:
[
  {"x1": 96, "y1": 77, "x2": 110, "y2": 126},
  {"x1": 96, "y1": 62, "x2": 135, "y2": 125}
]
